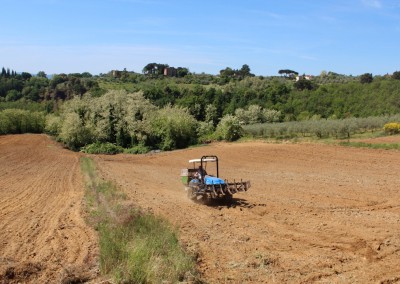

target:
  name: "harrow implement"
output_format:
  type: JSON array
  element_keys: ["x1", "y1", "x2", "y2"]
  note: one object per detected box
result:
[{"x1": 181, "y1": 155, "x2": 251, "y2": 201}]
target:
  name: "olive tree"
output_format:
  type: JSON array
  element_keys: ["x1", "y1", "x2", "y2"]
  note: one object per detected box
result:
[
  {"x1": 215, "y1": 114, "x2": 242, "y2": 141},
  {"x1": 57, "y1": 90, "x2": 156, "y2": 149},
  {"x1": 149, "y1": 105, "x2": 198, "y2": 150}
]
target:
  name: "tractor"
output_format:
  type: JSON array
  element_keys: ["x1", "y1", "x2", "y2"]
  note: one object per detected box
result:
[{"x1": 180, "y1": 155, "x2": 251, "y2": 202}]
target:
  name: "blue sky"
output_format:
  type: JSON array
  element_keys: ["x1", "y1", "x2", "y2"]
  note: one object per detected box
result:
[{"x1": 0, "y1": 0, "x2": 399, "y2": 76}]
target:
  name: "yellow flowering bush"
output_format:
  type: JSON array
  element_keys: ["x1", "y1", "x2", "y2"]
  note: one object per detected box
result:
[{"x1": 383, "y1": 122, "x2": 400, "y2": 135}]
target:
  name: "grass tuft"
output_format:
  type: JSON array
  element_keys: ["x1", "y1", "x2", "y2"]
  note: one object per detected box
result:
[
  {"x1": 80, "y1": 157, "x2": 199, "y2": 283},
  {"x1": 338, "y1": 141, "x2": 400, "y2": 150}
]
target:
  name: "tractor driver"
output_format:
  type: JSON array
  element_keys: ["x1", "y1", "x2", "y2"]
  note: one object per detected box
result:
[{"x1": 196, "y1": 166, "x2": 207, "y2": 180}]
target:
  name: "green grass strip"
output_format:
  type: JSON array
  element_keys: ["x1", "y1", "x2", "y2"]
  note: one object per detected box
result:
[
  {"x1": 339, "y1": 141, "x2": 400, "y2": 150},
  {"x1": 80, "y1": 157, "x2": 198, "y2": 283}
]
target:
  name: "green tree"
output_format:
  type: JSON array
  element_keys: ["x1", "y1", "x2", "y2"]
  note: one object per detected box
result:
[
  {"x1": 5, "y1": 90, "x2": 21, "y2": 101},
  {"x1": 142, "y1": 63, "x2": 169, "y2": 76},
  {"x1": 294, "y1": 77, "x2": 315, "y2": 91},
  {"x1": 59, "y1": 112, "x2": 95, "y2": 149},
  {"x1": 239, "y1": 64, "x2": 254, "y2": 77},
  {"x1": 149, "y1": 105, "x2": 198, "y2": 150},
  {"x1": 360, "y1": 73, "x2": 373, "y2": 84},
  {"x1": 37, "y1": 71, "x2": 47, "y2": 78},
  {"x1": 21, "y1": 72, "x2": 32, "y2": 80},
  {"x1": 215, "y1": 114, "x2": 242, "y2": 141},
  {"x1": 278, "y1": 69, "x2": 298, "y2": 77},
  {"x1": 219, "y1": 67, "x2": 235, "y2": 78},
  {"x1": 392, "y1": 71, "x2": 400, "y2": 80},
  {"x1": 177, "y1": 67, "x2": 189, "y2": 77},
  {"x1": 205, "y1": 104, "x2": 218, "y2": 126}
]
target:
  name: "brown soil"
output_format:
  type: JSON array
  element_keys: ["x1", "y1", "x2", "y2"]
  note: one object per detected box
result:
[
  {"x1": 0, "y1": 135, "x2": 98, "y2": 284},
  {"x1": 1, "y1": 135, "x2": 400, "y2": 283}
]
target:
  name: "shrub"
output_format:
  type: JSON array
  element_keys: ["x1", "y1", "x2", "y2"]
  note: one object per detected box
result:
[
  {"x1": 0, "y1": 109, "x2": 45, "y2": 134},
  {"x1": 81, "y1": 142, "x2": 124, "y2": 154},
  {"x1": 45, "y1": 114, "x2": 62, "y2": 135},
  {"x1": 384, "y1": 122, "x2": 400, "y2": 135},
  {"x1": 234, "y1": 108, "x2": 249, "y2": 125},
  {"x1": 80, "y1": 157, "x2": 197, "y2": 283},
  {"x1": 197, "y1": 121, "x2": 215, "y2": 143},
  {"x1": 263, "y1": 109, "x2": 281, "y2": 123},
  {"x1": 124, "y1": 144, "x2": 150, "y2": 154},
  {"x1": 149, "y1": 105, "x2": 198, "y2": 150},
  {"x1": 215, "y1": 114, "x2": 242, "y2": 141},
  {"x1": 57, "y1": 90, "x2": 156, "y2": 150},
  {"x1": 247, "y1": 104, "x2": 264, "y2": 124},
  {"x1": 59, "y1": 112, "x2": 95, "y2": 150}
]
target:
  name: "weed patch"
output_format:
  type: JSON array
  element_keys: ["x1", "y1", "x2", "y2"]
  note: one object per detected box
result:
[
  {"x1": 80, "y1": 157, "x2": 198, "y2": 283},
  {"x1": 339, "y1": 141, "x2": 400, "y2": 150}
]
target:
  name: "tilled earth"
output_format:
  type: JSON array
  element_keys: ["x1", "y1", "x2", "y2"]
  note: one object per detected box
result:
[
  {"x1": 1, "y1": 135, "x2": 400, "y2": 283},
  {"x1": 0, "y1": 135, "x2": 98, "y2": 284}
]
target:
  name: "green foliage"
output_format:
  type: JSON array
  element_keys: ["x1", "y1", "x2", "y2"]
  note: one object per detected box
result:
[
  {"x1": 245, "y1": 104, "x2": 264, "y2": 124},
  {"x1": 339, "y1": 141, "x2": 400, "y2": 150},
  {"x1": 81, "y1": 142, "x2": 124, "y2": 154},
  {"x1": 215, "y1": 114, "x2": 243, "y2": 141},
  {"x1": 124, "y1": 144, "x2": 150, "y2": 154},
  {"x1": 197, "y1": 121, "x2": 215, "y2": 143},
  {"x1": 96, "y1": 73, "x2": 400, "y2": 122},
  {"x1": 80, "y1": 157, "x2": 197, "y2": 284},
  {"x1": 57, "y1": 90, "x2": 155, "y2": 150},
  {"x1": 2, "y1": 66, "x2": 400, "y2": 128},
  {"x1": 219, "y1": 64, "x2": 254, "y2": 79},
  {"x1": 235, "y1": 105, "x2": 281, "y2": 125},
  {"x1": 205, "y1": 104, "x2": 218, "y2": 126},
  {"x1": 392, "y1": 71, "x2": 400, "y2": 80},
  {"x1": 0, "y1": 68, "x2": 103, "y2": 104},
  {"x1": 243, "y1": 115, "x2": 400, "y2": 140},
  {"x1": 0, "y1": 100, "x2": 47, "y2": 112},
  {"x1": 59, "y1": 112, "x2": 96, "y2": 149},
  {"x1": 99, "y1": 213, "x2": 195, "y2": 283},
  {"x1": 360, "y1": 73, "x2": 373, "y2": 84},
  {"x1": 6, "y1": 89, "x2": 21, "y2": 101},
  {"x1": 45, "y1": 114, "x2": 62, "y2": 135},
  {"x1": 142, "y1": 62, "x2": 169, "y2": 76},
  {"x1": 0, "y1": 109, "x2": 45, "y2": 134},
  {"x1": 278, "y1": 69, "x2": 298, "y2": 77},
  {"x1": 149, "y1": 105, "x2": 198, "y2": 150},
  {"x1": 5, "y1": 65, "x2": 400, "y2": 152},
  {"x1": 37, "y1": 71, "x2": 47, "y2": 78},
  {"x1": 294, "y1": 77, "x2": 315, "y2": 90},
  {"x1": 263, "y1": 109, "x2": 282, "y2": 123}
]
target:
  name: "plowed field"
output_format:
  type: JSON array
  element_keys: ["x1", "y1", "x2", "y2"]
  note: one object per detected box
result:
[
  {"x1": 1, "y1": 135, "x2": 400, "y2": 283},
  {"x1": 0, "y1": 135, "x2": 98, "y2": 284}
]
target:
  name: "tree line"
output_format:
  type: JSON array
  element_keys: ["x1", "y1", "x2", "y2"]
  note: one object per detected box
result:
[{"x1": 2, "y1": 64, "x2": 400, "y2": 152}]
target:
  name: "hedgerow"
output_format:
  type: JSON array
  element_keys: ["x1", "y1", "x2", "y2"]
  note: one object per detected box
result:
[{"x1": 0, "y1": 109, "x2": 45, "y2": 134}]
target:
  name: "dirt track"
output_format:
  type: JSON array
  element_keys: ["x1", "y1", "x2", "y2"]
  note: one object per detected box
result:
[
  {"x1": 0, "y1": 135, "x2": 97, "y2": 283},
  {"x1": 1, "y1": 135, "x2": 400, "y2": 283}
]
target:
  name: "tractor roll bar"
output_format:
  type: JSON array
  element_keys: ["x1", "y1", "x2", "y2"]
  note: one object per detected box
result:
[{"x1": 201, "y1": 155, "x2": 219, "y2": 178}]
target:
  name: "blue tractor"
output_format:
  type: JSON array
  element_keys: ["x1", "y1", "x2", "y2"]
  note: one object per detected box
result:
[{"x1": 180, "y1": 155, "x2": 251, "y2": 201}]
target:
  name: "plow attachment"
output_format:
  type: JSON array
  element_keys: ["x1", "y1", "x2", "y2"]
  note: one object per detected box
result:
[{"x1": 186, "y1": 179, "x2": 251, "y2": 200}]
